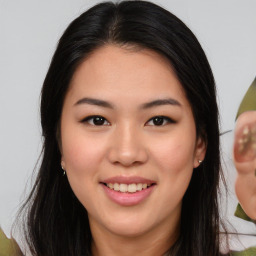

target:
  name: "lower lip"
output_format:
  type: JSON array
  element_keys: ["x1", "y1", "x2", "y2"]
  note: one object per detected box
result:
[{"x1": 101, "y1": 184, "x2": 155, "y2": 206}]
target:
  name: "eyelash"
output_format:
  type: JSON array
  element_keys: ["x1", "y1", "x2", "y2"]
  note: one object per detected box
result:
[
  {"x1": 81, "y1": 115, "x2": 110, "y2": 126},
  {"x1": 80, "y1": 115, "x2": 175, "y2": 126},
  {"x1": 146, "y1": 116, "x2": 175, "y2": 126}
]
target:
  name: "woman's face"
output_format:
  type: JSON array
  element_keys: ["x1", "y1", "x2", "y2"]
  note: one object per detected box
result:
[{"x1": 60, "y1": 45, "x2": 206, "y2": 238}]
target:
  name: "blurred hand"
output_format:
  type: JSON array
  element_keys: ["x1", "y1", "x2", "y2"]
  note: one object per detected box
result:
[{"x1": 233, "y1": 110, "x2": 256, "y2": 220}]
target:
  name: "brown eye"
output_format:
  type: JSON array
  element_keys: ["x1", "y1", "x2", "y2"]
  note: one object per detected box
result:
[
  {"x1": 152, "y1": 117, "x2": 164, "y2": 126},
  {"x1": 82, "y1": 115, "x2": 110, "y2": 126},
  {"x1": 146, "y1": 116, "x2": 174, "y2": 126}
]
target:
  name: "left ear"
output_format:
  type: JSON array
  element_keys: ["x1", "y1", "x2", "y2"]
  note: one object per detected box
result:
[{"x1": 193, "y1": 136, "x2": 207, "y2": 168}]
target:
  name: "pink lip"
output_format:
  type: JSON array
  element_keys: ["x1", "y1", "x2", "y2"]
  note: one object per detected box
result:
[
  {"x1": 101, "y1": 184, "x2": 155, "y2": 206},
  {"x1": 100, "y1": 176, "x2": 156, "y2": 206}
]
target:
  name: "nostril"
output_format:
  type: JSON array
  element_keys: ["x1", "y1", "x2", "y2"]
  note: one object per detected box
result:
[{"x1": 107, "y1": 139, "x2": 148, "y2": 166}]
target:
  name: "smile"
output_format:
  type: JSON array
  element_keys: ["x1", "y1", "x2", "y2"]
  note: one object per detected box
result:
[
  {"x1": 104, "y1": 183, "x2": 153, "y2": 193},
  {"x1": 100, "y1": 177, "x2": 156, "y2": 206}
]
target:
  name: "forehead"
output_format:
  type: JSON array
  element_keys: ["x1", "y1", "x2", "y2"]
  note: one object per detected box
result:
[{"x1": 67, "y1": 44, "x2": 189, "y2": 109}]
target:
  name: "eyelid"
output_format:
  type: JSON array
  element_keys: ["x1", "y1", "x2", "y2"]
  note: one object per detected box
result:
[
  {"x1": 80, "y1": 115, "x2": 110, "y2": 126},
  {"x1": 145, "y1": 116, "x2": 176, "y2": 126},
  {"x1": 80, "y1": 115, "x2": 175, "y2": 126}
]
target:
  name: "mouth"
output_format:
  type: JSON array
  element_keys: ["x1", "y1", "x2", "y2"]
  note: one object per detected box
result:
[
  {"x1": 100, "y1": 176, "x2": 156, "y2": 206},
  {"x1": 101, "y1": 182, "x2": 156, "y2": 193}
]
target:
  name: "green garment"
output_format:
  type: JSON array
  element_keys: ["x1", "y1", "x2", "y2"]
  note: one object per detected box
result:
[
  {"x1": 0, "y1": 228, "x2": 23, "y2": 256},
  {"x1": 232, "y1": 247, "x2": 256, "y2": 256},
  {"x1": 235, "y1": 204, "x2": 256, "y2": 224},
  {"x1": 236, "y1": 77, "x2": 256, "y2": 118}
]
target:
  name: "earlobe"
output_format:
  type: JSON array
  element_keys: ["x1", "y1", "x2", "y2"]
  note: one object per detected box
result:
[
  {"x1": 61, "y1": 159, "x2": 66, "y2": 170},
  {"x1": 193, "y1": 137, "x2": 207, "y2": 168},
  {"x1": 61, "y1": 159, "x2": 66, "y2": 176}
]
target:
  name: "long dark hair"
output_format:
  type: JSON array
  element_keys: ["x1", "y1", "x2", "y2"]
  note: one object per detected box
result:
[{"x1": 20, "y1": 1, "x2": 227, "y2": 255}]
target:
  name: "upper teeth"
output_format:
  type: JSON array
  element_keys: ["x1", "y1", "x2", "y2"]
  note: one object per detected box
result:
[{"x1": 107, "y1": 183, "x2": 149, "y2": 193}]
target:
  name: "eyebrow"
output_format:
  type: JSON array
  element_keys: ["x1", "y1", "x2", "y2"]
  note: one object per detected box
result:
[
  {"x1": 140, "y1": 98, "x2": 181, "y2": 109},
  {"x1": 74, "y1": 98, "x2": 114, "y2": 108},
  {"x1": 74, "y1": 97, "x2": 181, "y2": 109}
]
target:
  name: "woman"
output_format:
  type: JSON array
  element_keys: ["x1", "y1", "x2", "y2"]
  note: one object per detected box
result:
[{"x1": 11, "y1": 1, "x2": 254, "y2": 255}]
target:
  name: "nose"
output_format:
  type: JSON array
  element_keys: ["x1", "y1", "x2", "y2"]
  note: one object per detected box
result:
[{"x1": 107, "y1": 123, "x2": 148, "y2": 167}]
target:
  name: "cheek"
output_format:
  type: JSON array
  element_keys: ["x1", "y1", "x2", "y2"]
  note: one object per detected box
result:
[
  {"x1": 150, "y1": 133, "x2": 196, "y2": 173},
  {"x1": 62, "y1": 132, "x2": 106, "y2": 176},
  {"x1": 61, "y1": 134, "x2": 107, "y2": 208},
  {"x1": 152, "y1": 134, "x2": 196, "y2": 207}
]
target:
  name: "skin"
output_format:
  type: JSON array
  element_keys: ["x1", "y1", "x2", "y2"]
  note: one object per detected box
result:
[
  {"x1": 60, "y1": 45, "x2": 206, "y2": 256},
  {"x1": 234, "y1": 111, "x2": 256, "y2": 220}
]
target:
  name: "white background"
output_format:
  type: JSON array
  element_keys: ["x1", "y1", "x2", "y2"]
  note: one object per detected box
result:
[{"x1": 0, "y1": 0, "x2": 256, "y2": 250}]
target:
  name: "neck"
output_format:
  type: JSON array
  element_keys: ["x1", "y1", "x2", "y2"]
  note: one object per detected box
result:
[{"x1": 90, "y1": 216, "x2": 180, "y2": 256}]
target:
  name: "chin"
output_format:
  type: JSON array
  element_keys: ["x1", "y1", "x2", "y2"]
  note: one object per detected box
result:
[
  {"x1": 107, "y1": 223, "x2": 149, "y2": 238},
  {"x1": 101, "y1": 213, "x2": 158, "y2": 238}
]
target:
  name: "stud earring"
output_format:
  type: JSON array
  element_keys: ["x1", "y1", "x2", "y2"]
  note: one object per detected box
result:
[
  {"x1": 198, "y1": 160, "x2": 203, "y2": 164},
  {"x1": 61, "y1": 164, "x2": 66, "y2": 176}
]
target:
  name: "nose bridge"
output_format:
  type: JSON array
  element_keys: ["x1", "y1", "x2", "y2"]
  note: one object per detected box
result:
[{"x1": 108, "y1": 121, "x2": 148, "y2": 166}]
